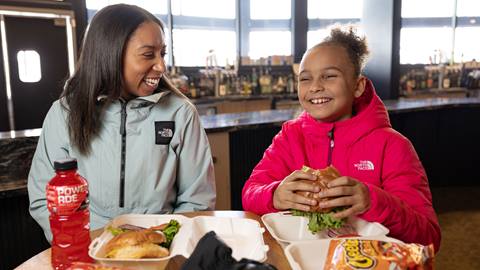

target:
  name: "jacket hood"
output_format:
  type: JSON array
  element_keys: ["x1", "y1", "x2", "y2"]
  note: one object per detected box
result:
[{"x1": 298, "y1": 78, "x2": 391, "y2": 146}]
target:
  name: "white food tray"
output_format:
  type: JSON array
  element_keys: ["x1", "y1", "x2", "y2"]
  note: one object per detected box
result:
[
  {"x1": 284, "y1": 237, "x2": 403, "y2": 270},
  {"x1": 89, "y1": 214, "x2": 269, "y2": 270},
  {"x1": 261, "y1": 211, "x2": 389, "y2": 245}
]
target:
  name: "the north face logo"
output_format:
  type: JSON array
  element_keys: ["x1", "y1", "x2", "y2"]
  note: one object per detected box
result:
[
  {"x1": 155, "y1": 121, "x2": 174, "y2": 145},
  {"x1": 354, "y1": 160, "x2": 374, "y2": 171},
  {"x1": 158, "y1": 128, "x2": 173, "y2": 137}
]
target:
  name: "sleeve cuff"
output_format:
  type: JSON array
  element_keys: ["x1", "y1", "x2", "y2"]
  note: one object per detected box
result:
[
  {"x1": 358, "y1": 182, "x2": 384, "y2": 222},
  {"x1": 265, "y1": 181, "x2": 282, "y2": 213}
]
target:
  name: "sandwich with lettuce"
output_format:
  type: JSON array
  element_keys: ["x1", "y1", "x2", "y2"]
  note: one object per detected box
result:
[{"x1": 292, "y1": 165, "x2": 346, "y2": 234}]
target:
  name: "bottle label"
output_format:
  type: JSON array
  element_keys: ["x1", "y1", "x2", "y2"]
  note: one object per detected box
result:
[{"x1": 47, "y1": 183, "x2": 88, "y2": 215}]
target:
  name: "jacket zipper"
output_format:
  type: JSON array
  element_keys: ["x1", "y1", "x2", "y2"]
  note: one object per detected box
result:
[
  {"x1": 119, "y1": 101, "x2": 127, "y2": 208},
  {"x1": 327, "y1": 127, "x2": 335, "y2": 166}
]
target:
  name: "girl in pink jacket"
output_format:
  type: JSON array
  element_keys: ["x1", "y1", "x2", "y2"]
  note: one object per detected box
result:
[{"x1": 242, "y1": 26, "x2": 441, "y2": 252}]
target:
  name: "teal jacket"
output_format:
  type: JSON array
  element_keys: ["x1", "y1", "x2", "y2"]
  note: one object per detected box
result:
[{"x1": 28, "y1": 91, "x2": 216, "y2": 241}]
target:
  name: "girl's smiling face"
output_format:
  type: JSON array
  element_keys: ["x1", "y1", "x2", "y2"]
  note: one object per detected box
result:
[
  {"x1": 122, "y1": 21, "x2": 167, "y2": 100},
  {"x1": 298, "y1": 45, "x2": 365, "y2": 122}
]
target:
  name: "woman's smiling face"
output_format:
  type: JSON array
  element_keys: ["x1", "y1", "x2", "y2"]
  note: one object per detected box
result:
[
  {"x1": 122, "y1": 21, "x2": 166, "y2": 100},
  {"x1": 298, "y1": 45, "x2": 365, "y2": 122}
]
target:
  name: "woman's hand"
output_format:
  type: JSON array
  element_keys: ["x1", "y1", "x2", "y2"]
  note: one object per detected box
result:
[
  {"x1": 317, "y1": 176, "x2": 371, "y2": 219},
  {"x1": 273, "y1": 170, "x2": 320, "y2": 212}
]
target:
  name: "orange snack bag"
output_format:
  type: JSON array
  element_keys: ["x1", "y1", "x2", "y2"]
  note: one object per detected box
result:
[{"x1": 323, "y1": 239, "x2": 434, "y2": 270}]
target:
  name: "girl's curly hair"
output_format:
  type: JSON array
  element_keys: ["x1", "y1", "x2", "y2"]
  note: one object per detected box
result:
[{"x1": 313, "y1": 25, "x2": 369, "y2": 77}]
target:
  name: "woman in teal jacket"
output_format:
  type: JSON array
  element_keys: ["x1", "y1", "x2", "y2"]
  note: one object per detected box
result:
[{"x1": 27, "y1": 4, "x2": 216, "y2": 241}]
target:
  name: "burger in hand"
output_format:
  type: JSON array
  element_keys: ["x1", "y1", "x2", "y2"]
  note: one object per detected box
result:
[{"x1": 292, "y1": 165, "x2": 346, "y2": 234}]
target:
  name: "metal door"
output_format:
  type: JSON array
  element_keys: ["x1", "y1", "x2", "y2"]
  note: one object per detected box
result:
[{"x1": 5, "y1": 16, "x2": 70, "y2": 130}]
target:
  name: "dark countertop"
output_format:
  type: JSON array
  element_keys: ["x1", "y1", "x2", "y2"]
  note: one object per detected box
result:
[
  {"x1": 384, "y1": 95, "x2": 480, "y2": 113},
  {"x1": 0, "y1": 179, "x2": 27, "y2": 198},
  {"x1": 202, "y1": 95, "x2": 480, "y2": 131},
  {"x1": 0, "y1": 136, "x2": 38, "y2": 198},
  {"x1": 191, "y1": 93, "x2": 298, "y2": 105},
  {"x1": 201, "y1": 109, "x2": 300, "y2": 132},
  {"x1": 2, "y1": 95, "x2": 480, "y2": 195}
]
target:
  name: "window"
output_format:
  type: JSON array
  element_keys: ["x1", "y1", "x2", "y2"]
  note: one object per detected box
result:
[
  {"x1": 246, "y1": 0, "x2": 292, "y2": 61},
  {"x1": 86, "y1": 0, "x2": 167, "y2": 15},
  {"x1": 85, "y1": 0, "x2": 171, "y2": 64},
  {"x1": 307, "y1": 29, "x2": 329, "y2": 49},
  {"x1": 454, "y1": 27, "x2": 480, "y2": 62},
  {"x1": 171, "y1": 0, "x2": 236, "y2": 66},
  {"x1": 401, "y1": 0, "x2": 454, "y2": 18},
  {"x1": 400, "y1": 0, "x2": 480, "y2": 64},
  {"x1": 457, "y1": 0, "x2": 480, "y2": 17},
  {"x1": 173, "y1": 29, "x2": 236, "y2": 67},
  {"x1": 17, "y1": 50, "x2": 42, "y2": 83},
  {"x1": 400, "y1": 28, "x2": 452, "y2": 64},
  {"x1": 172, "y1": 0, "x2": 235, "y2": 19},
  {"x1": 307, "y1": 0, "x2": 363, "y2": 49},
  {"x1": 249, "y1": 31, "x2": 291, "y2": 60},
  {"x1": 307, "y1": 0, "x2": 362, "y2": 19},
  {"x1": 250, "y1": 0, "x2": 291, "y2": 20}
]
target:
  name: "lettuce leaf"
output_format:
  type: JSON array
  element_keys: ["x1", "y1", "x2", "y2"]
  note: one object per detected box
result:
[
  {"x1": 106, "y1": 226, "x2": 128, "y2": 236},
  {"x1": 291, "y1": 208, "x2": 346, "y2": 234},
  {"x1": 160, "y1": 219, "x2": 181, "y2": 249}
]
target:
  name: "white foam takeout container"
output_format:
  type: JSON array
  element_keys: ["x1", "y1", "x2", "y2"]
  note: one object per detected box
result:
[
  {"x1": 89, "y1": 214, "x2": 269, "y2": 270},
  {"x1": 261, "y1": 211, "x2": 390, "y2": 245},
  {"x1": 284, "y1": 237, "x2": 404, "y2": 270}
]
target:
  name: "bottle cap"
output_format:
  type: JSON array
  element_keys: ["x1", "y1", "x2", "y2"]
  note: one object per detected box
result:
[{"x1": 54, "y1": 158, "x2": 78, "y2": 171}]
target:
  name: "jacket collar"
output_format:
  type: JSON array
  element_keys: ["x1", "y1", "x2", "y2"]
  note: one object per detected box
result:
[
  {"x1": 97, "y1": 90, "x2": 171, "y2": 104},
  {"x1": 136, "y1": 91, "x2": 170, "y2": 103},
  {"x1": 299, "y1": 78, "x2": 391, "y2": 145}
]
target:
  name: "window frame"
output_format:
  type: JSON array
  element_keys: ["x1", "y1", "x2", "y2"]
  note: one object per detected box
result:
[
  {"x1": 239, "y1": 0, "x2": 293, "y2": 61},
  {"x1": 86, "y1": 0, "x2": 296, "y2": 67},
  {"x1": 400, "y1": 2, "x2": 480, "y2": 64},
  {"x1": 85, "y1": 1, "x2": 479, "y2": 68}
]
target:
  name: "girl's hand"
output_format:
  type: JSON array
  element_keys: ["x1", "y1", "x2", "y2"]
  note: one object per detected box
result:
[
  {"x1": 317, "y1": 176, "x2": 370, "y2": 219},
  {"x1": 273, "y1": 170, "x2": 320, "y2": 212}
]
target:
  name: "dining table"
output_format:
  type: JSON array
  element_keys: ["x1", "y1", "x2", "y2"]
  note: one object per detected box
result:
[{"x1": 15, "y1": 211, "x2": 292, "y2": 270}]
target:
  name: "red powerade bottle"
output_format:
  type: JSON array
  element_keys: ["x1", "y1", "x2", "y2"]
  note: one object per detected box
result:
[{"x1": 46, "y1": 158, "x2": 93, "y2": 270}]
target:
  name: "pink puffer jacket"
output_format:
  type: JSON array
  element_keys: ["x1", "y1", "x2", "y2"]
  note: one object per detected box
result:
[{"x1": 242, "y1": 79, "x2": 441, "y2": 252}]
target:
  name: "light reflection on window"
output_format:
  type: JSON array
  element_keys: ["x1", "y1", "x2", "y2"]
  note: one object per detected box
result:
[
  {"x1": 400, "y1": 27, "x2": 452, "y2": 64},
  {"x1": 250, "y1": 0, "x2": 291, "y2": 20},
  {"x1": 249, "y1": 31, "x2": 291, "y2": 60},
  {"x1": 307, "y1": 0, "x2": 363, "y2": 19},
  {"x1": 17, "y1": 50, "x2": 42, "y2": 83},
  {"x1": 172, "y1": 0, "x2": 235, "y2": 19},
  {"x1": 173, "y1": 29, "x2": 236, "y2": 66}
]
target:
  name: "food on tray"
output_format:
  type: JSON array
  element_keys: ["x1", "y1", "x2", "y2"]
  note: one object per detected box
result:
[
  {"x1": 292, "y1": 165, "x2": 346, "y2": 233},
  {"x1": 104, "y1": 219, "x2": 180, "y2": 259},
  {"x1": 324, "y1": 239, "x2": 434, "y2": 270}
]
